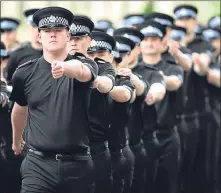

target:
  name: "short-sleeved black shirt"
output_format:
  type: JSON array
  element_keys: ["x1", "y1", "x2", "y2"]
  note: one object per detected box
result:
[
  {"x1": 183, "y1": 36, "x2": 214, "y2": 114},
  {"x1": 88, "y1": 58, "x2": 115, "y2": 143},
  {"x1": 10, "y1": 53, "x2": 98, "y2": 153},
  {"x1": 153, "y1": 60, "x2": 184, "y2": 129},
  {"x1": 128, "y1": 61, "x2": 166, "y2": 142},
  {"x1": 108, "y1": 74, "x2": 134, "y2": 151},
  {"x1": 4, "y1": 42, "x2": 43, "y2": 85}
]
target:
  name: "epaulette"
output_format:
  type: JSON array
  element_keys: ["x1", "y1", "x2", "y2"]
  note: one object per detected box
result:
[
  {"x1": 17, "y1": 58, "x2": 38, "y2": 70},
  {"x1": 116, "y1": 72, "x2": 130, "y2": 79},
  {"x1": 94, "y1": 57, "x2": 108, "y2": 64},
  {"x1": 72, "y1": 52, "x2": 86, "y2": 59}
]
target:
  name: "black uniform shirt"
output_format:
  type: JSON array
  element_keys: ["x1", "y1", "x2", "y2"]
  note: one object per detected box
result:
[
  {"x1": 4, "y1": 42, "x2": 43, "y2": 85},
  {"x1": 162, "y1": 48, "x2": 177, "y2": 65},
  {"x1": 129, "y1": 61, "x2": 166, "y2": 141},
  {"x1": 184, "y1": 36, "x2": 213, "y2": 114},
  {"x1": 9, "y1": 53, "x2": 98, "y2": 153},
  {"x1": 108, "y1": 74, "x2": 134, "y2": 151},
  {"x1": 88, "y1": 58, "x2": 115, "y2": 142},
  {"x1": 154, "y1": 60, "x2": 184, "y2": 129}
]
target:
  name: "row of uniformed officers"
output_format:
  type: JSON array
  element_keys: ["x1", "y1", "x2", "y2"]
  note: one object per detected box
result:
[{"x1": 0, "y1": 4, "x2": 220, "y2": 193}]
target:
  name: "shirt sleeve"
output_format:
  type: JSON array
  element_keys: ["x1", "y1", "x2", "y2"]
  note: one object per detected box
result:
[
  {"x1": 98, "y1": 62, "x2": 115, "y2": 85},
  {"x1": 118, "y1": 76, "x2": 135, "y2": 100},
  {"x1": 9, "y1": 68, "x2": 27, "y2": 106},
  {"x1": 150, "y1": 71, "x2": 166, "y2": 87},
  {"x1": 168, "y1": 65, "x2": 184, "y2": 83},
  {"x1": 4, "y1": 51, "x2": 19, "y2": 85}
]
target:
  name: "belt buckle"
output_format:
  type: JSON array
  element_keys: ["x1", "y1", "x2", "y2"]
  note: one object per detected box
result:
[{"x1": 56, "y1": 154, "x2": 62, "y2": 160}]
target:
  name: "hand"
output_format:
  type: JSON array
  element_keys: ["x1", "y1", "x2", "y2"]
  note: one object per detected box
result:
[
  {"x1": 168, "y1": 40, "x2": 180, "y2": 56},
  {"x1": 145, "y1": 91, "x2": 156, "y2": 105},
  {"x1": 192, "y1": 52, "x2": 201, "y2": 65},
  {"x1": 12, "y1": 139, "x2": 25, "y2": 155},
  {"x1": 118, "y1": 68, "x2": 133, "y2": 77},
  {"x1": 93, "y1": 76, "x2": 102, "y2": 89},
  {"x1": 51, "y1": 61, "x2": 65, "y2": 79}
]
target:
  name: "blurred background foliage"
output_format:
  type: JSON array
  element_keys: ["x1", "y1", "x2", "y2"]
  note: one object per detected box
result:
[{"x1": 1, "y1": 1, "x2": 220, "y2": 42}]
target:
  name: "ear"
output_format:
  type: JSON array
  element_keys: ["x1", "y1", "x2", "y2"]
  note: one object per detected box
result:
[
  {"x1": 67, "y1": 32, "x2": 71, "y2": 42},
  {"x1": 109, "y1": 52, "x2": 114, "y2": 63},
  {"x1": 87, "y1": 36, "x2": 92, "y2": 47},
  {"x1": 37, "y1": 32, "x2": 42, "y2": 43}
]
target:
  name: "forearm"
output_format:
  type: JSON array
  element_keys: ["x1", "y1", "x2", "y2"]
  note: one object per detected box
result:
[
  {"x1": 149, "y1": 83, "x2": 166, "y2": 102},
  {"x1": 164, "y1": 75, "x2": 182, "y2": 91},
  {"x1": 11, "y1": 104, "x2": 27, "y2": 142},
  {"x1": 174, "y1": 50, "x2": 192, "y2": 72},
  {"x1": 109, "y1": 86, "x2": 131, "y2": 102},
  {"x1": 63, "y1": 60, "x2": 92, "y2": 82},
  {"x1": 130, "y1": 74, "x2": 145, "y2": 96},
  {"x1": 97, "y1": 76, "x2": 113, "y2": 93}
]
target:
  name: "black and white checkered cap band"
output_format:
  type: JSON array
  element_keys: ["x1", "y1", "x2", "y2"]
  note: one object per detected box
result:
[
  {"x1": 39, "y1": 15, "x2": 69, "y2": 28},
  {"x1": 141, "y1": 26, "x2": 163, "y2": 37},
  {"x1": 154, "y1": 17, "x2": 172, "y2": 26},
  {"x1": 175, "y1": 8, "x2": 196, "y2": 19},
  {"x1": 70, "y1": 23, "x2": 90, "y2": 34},
  {"x1": 122, "y1": 34, "x2": 141, "y2": 44},
  {"x1": 209, "y1": 17, "x2": 220, "y2": 28},
  {"x1": 112, "y1": 50, "x2": 120, "y2": 58},
  {"x1": 95, "y1": 40, "x2": 112, "y2": 50},
  {"x1": 202, "y1": 29, "x2": 220, "y2": 40},
  {"x1": 116, "y1": 42, "x2": 131, "y2": 52}
]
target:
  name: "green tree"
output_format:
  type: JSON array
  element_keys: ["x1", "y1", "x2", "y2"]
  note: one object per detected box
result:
[{"x1": 143, "y1": 1, "x2": 154, "y2": 14}]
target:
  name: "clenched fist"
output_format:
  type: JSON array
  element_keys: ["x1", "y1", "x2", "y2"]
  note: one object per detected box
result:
[
  {"x1": 145, "y1": 91, "x2": 156, "y2": 105},
  {"x1": 12, "y1": 139, "x2": 26, "y2": 155},
  {"x1": 51, "y1": 61, "x2": 65, "y2": 79}
]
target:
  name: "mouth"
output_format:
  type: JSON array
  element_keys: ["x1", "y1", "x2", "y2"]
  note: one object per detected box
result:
[{"x1": 50, "y1": 40, "x2": 57, "y2": 43}]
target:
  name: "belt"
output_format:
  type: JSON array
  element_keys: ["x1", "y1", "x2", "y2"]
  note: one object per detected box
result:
[
  {"x1": 28, "y1": 149, "x2": 91, "y2": 161},
  {"x1": 130, "y1": 140, "x2": 143, "y2": 150}
]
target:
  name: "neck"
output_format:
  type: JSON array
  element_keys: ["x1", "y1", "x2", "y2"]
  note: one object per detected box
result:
[
  {"x1": 142, "y1": 53, "x2": 161, "y2": 65},
  {"x1": 31, "y1": 40, "x2": 42, "y2": 50},
  {"x1": 43, "y1": 49, "x2": 68, "y2": 64},
  {"x1": 161, "y1": 43, "x2": 168, "y2": 53}
]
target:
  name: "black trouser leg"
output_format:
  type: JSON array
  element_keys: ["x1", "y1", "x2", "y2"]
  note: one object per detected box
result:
[
  {"x1": 91, "y1": 145, "x2": 112, "y2": 193},
  {"x1": 178, "y1": 117, "x2": 199, "y2": 193},
  {"x1": 111, "y1": 145, "x2": 134, "y2": 193},
  {"x1": 130, "y1": 142, "x2": 147, "y2": 193},
  {"x1": 143, "y1": 137, "x2": 158, "y2": 193},
  {"x1": 154, "y1": 129, "x2": 180, "y2": 193}
]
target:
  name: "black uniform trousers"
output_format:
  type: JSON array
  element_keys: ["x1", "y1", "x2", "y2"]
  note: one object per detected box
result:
[
  {"x1": 91, "y1": 141, "x2": 112, "y2": 193},
  {"x1": 177, "y1": 114, "x2": 199, "y2": 193},
  {"x1": 111, "y1": 145, "x2": 135, "y2": 193},
  {"x1": 193, "y1": 112, "x2": 218, "y2": 193},
  {"x1": 144, "y1": 127, "x2": 180, "y2": 193},
  {"x1": 21, "y1": 150, "x2": 94, "y2": 193},
  {"x1": 130, "y1": 140, "x2": 147, "y2": 193}
]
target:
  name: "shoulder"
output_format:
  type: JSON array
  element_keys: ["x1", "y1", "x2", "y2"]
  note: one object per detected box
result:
[
  {"x1": 17, "y1": 58, "x2": 38, "y2": 71},
  {"x1": 10, "y1": 41, "x2": 31, "y2": 53}
]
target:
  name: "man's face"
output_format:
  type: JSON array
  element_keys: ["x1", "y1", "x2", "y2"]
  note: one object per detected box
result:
[
  {"x1": 140, "y1": 36, "x2": 162, "y2": 55},
  {"x1": 175, "y1": 18, "x2": 197, "y2": 34},
  {"x1": 128, "y1": 45, "x2": 140, "y2": 66},
  {"x1": 118, "y1": 52, "x2": 130, "y2": 68},
  {"x1": 88, "y1": 50, "x2": 113, "y2": 63},
  {"x1": 38, "y1": 28, "x2": 70, "y2": 53},
  {"x1": 68, "y1": 36, "x2": 91, "y2": 55},
  {"x1": 212, "y1": 38, "x2": 221, "y2": 54},
  {"x1": 8, "y1": 30, "x2": 17, "y2": 44},
  {"x1": 29, "y1": 25, "x2": 40, "y2": 43}
]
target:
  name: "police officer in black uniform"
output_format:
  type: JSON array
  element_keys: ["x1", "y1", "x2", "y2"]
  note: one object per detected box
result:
[
  {"x1": 4, "y1": 8, "x2": 43, "y2": 85},
  {"x1": 121, "y1": 14, "x2": 145, "y2": 28},
  {"x1": 0, "y1": 41, "x2": 22, "y2": 193},
  {"x1": 10, "y1": 7, "x2": 98, "y2": 193},
  {"x1": 174, "y1": 5, "x2": 214, "y2": 193},
  {"x1": 139, "y1": 20, "x2": 184, "y2": 193},
  {"x1": 202, "y1": 25, "x2": 221, "y2": 193},
  {"x1": 0, "y1": 17, "x2": 20, "y2": 51},
  {"x1": 87, "y1": 31, "x2": 116, "y2": 193}
]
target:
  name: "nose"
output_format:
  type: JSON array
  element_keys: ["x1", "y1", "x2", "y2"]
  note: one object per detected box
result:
[{"x1": 50, "y1": 30, "x2": 56, "y2": 38}]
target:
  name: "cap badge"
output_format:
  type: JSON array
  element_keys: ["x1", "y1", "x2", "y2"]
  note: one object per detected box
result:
[
  {"x1": 49, "y1": 15, "x2": 56, "y2": 23},
  {"x1": 70, "y1": 23, "x2": 77, "y2": 31}
]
